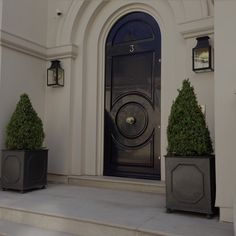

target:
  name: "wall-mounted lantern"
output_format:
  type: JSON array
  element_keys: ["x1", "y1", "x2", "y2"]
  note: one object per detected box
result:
[
  {"x1": 47, "y1": 60, "x2": 64, "y2": 87},
  {"x1": 192, "y1": 36, "x2": 213, "y2": 72}
]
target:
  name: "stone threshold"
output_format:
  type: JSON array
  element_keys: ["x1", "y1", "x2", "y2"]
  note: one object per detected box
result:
[{"x1": 48, "y1": 174, "x2": 166, "y2": 194}]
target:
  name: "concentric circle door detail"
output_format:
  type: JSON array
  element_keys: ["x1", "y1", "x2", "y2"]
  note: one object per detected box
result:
[
  {"x1": 111, "y1": 94, "x2": 154, "y2": 147},
  {"x1": 116, "y1": 102, "x2": 147, "y2": 138}
]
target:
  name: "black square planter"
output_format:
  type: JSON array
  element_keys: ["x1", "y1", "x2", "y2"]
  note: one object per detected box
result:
[
  {"x1": 165, "y1": 155, "x2": 216, "y2": 217},
  {"x1": 1, "y1": 149, "x2": 48, "y2": 192}
]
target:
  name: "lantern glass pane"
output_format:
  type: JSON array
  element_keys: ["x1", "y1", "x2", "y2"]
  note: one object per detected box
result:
[
  {"x1": 47, "y1": 69, "x2": 57, "y2": 85},
  {"x1": 58, "y1": 68, "x2": 64, "y2": 86},
  {"x1": 194, "y1": 47, "x2": 209, "y2": 69}
]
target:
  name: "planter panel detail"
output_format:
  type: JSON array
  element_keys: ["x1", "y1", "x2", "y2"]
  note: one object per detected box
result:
[
  {"x1": 1, "y1": 150, "x2": 48, "y2": 192},
  {"x1": 165, "y1": 156, "x2": 215, "y2": 216}
]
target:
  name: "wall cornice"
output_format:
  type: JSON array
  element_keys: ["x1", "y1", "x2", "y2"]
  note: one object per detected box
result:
[
  {"x1": 178, "y1": 16, "x2": 214, "y2": 38},
  {"x1": 0, "y1": 30, "x2": 47, "y2": 59},
  {"x1": 47, "y1": 44, "x2": 78, "y2": 60},
  {"x1": 0, "y1": 30, "x2": 78, "y2": 60}
]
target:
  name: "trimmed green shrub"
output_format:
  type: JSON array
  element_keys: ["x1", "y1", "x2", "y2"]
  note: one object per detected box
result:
[
  {"x1": 5, "y1": 94, "x2": 45, "y2": 150},
  {"x1": 167, "y1": 79, "x2": 213, "y2": 156}
]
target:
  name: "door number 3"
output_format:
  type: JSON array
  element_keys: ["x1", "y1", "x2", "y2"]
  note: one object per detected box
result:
[{"x1": 129, "y1": 45, "x2": 135, "y2": 53}]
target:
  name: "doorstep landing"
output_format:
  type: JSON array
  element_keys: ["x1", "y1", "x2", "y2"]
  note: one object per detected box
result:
[{"x1": 48, "y1": 174, "x2": 166, "y2": 194}]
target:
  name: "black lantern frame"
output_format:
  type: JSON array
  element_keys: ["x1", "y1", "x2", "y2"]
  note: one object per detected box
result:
[
  {"x1": 192, "y1": 36, "x2": 213, "y2": 72},
  {"x1": 47, "y1": 60, "x2": 64, "y2": 87}
]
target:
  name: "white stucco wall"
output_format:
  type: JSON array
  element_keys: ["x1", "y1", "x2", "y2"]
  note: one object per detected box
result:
[
  {"x1": 186, "y1": 37, "x2": 215, "y2": 146},
  {"x1": 45, "y1": 0, "x2": 76, "y2": 175},
  {"x1": 0, "y1": 0, "x2": 2, "y2": 28},
  {"x1": 215, "y1": 0, "x2": 236, "y2": 222},
  {"x1": 0, "y1": 49, "x2": 46, "y2": 147},
  {"x1": 47, "y1": 0, "x2": 73, "y2": 47},
  {"x1": 0, "y1": 0, "x2": 48, "y2": 152},
  {"x1": 1, "y1": 0, "x2": 47, "y2": 46},
  {"x1": 44, "y1": 58, "x2": 73, "y2": 175}
]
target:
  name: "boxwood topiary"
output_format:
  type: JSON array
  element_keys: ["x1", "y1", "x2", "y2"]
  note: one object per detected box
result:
[
  {"x1": 167, "y1": 79, "x2": 213, "y2": 156},
  {"x1": 5, "y1": 94, "x2": 45, "y2": 150}
]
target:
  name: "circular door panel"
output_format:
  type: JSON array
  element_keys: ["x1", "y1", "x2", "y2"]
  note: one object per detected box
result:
[
  {"x1": 116, "y1": 102, "x2": 148, "y2": 138},
  {"x1": 111, "y1": 94, "x2": 154, "y2": 147}
]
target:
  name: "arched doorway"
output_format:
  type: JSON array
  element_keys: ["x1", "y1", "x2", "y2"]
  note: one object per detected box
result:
[{"x1": 104, "y1": 12, "x2": 161, "y2": 180}]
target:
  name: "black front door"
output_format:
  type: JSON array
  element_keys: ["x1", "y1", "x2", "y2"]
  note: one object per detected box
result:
[{"x1": 104, "y1": 12, "x2": 161, "y2": 180}]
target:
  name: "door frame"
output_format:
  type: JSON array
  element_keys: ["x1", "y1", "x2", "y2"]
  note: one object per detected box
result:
[{"x1": 68, "y1": 1, "x2": 174, "y2": 180}]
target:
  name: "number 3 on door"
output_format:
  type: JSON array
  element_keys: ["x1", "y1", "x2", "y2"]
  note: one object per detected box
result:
[{"x1": 129, "y1": 45, "x2": 135, "y2": 53}]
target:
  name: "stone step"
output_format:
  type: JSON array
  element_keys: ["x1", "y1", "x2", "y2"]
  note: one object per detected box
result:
[
  {"x1": 48, "y1": 174, "x2": 166, "y2": 194},
  {"x1": 0, "y1": 185, "x2": 232, "y2": 236},
  {"x1": 0, "y1": 204, "x2": 170, "y2": 236},
  {"x1": 0, "y1": 219, "x2": 77, "y2": 236}
]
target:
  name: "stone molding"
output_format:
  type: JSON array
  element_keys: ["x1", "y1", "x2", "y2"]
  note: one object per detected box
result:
[
  {"x1": 0, "y1": 29, "x2": 46, "y2": 59},
  {"x1": 178, "y1": 16, "x2": 214, "y2": 38},
  {"x1": 0, "y1": 30, "x2": 78, "y2": 60},
  {"x1": 0, "y1": 16, "x2": 213, "y2": 60},
  {"x1": 47, "y1": 44, "x2": 78, "y2": 60}
]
